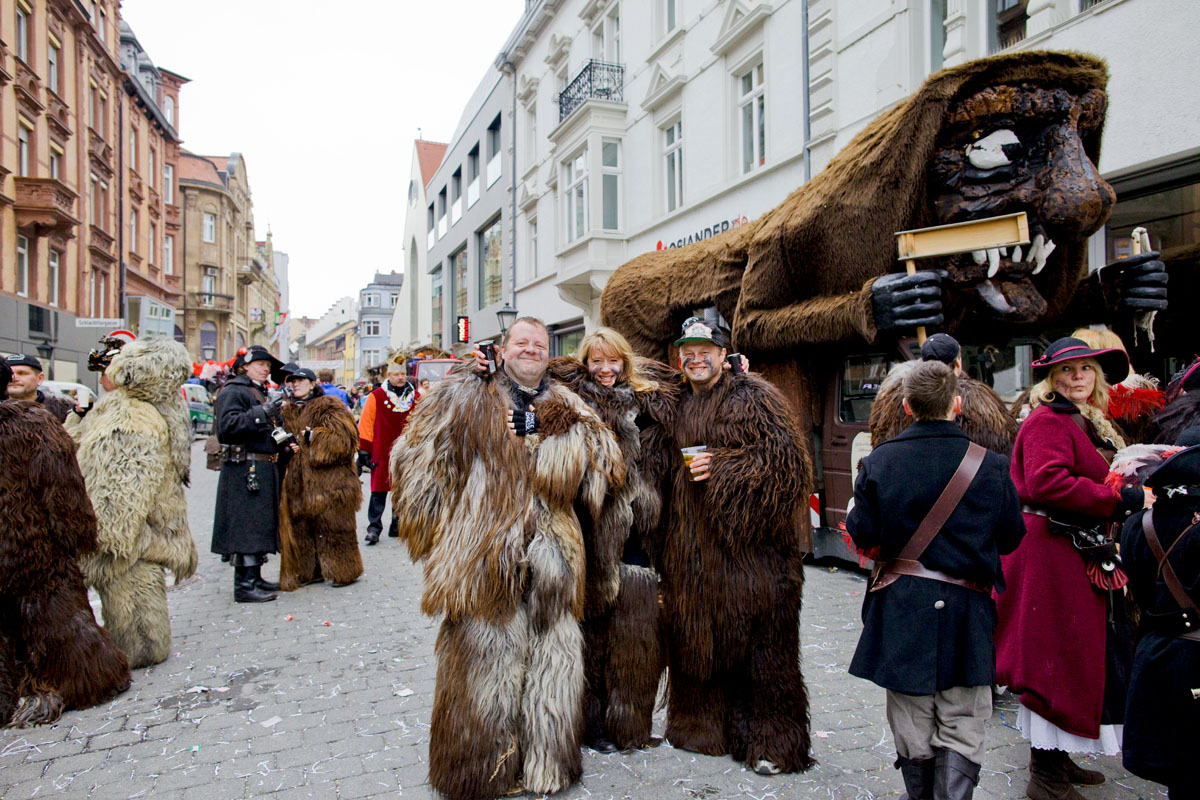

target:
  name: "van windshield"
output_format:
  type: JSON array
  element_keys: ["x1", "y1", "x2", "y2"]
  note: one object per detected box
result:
[{"x1": 840, "y1": 355, "x2": 890, "y2": 423}]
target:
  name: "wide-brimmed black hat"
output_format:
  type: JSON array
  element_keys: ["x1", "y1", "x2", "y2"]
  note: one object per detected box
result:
[
  {"x1": 1145, "y1": 442, "x2": 1200, "y2": 490},
  {"x1": 234, "y1": 346, "x2": 286, "y2": 383},
  {"x1": 1031, "y1": 336, "x2": 1129, "y2": 385}
]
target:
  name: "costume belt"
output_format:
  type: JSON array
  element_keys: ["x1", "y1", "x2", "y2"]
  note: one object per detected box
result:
[
  {"x1": 243, "y1": 452, "x2": 278, "y2": 462},
  {"x1": 874, "y1": 558, "x2": 990, "y2": 594},
  {"x1": 1021, "y1": 504, "x2": 1048, "y2": 517}
]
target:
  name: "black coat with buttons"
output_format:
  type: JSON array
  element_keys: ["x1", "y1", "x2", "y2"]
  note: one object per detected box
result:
[{"x1": 847, "y1": 420, "x2": 1025, "y2": 695}]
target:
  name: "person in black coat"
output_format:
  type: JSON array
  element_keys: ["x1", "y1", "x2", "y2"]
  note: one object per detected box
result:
[
  {"x1": 211, "y1": 346, "x2": 291, "y2": 603},
  {"x1": 848, "y1": 360, "x2": 1025, "y2": 800},
  {"x1": 1121, "y1": 429, "x2": 1200, "y2": 800}
]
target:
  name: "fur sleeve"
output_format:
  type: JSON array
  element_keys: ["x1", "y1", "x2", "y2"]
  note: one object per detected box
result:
[
  {"x1": 305, "y1": 399, "x2": 358, "y2": 468},
  {"x1": 79, "y1": 415, "x2": 170, "y2": 571},
  {"x1": 734, "y1": 277, "x2": 880, "y2": 349},
  {"x1": 706, "y1": 377, "x2": 812, "y2": 548}
]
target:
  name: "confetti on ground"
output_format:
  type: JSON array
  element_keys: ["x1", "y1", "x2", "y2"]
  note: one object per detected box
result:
[
  {"x1": 285, "y1": 614, "x2": 294, "y2": 621},
  {"x1": 259, "y1": 716, "x2": 282, "y2": 729},
  {"x1": 395, "y1": 688, "x2": 414, "y2": 697},
  {"x1": 322, "y1": 621, "x2": 331, "y2": 626}
]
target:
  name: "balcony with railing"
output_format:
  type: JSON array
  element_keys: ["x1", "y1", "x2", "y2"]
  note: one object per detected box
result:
[
  {"x1": 14, "y1": 177, "x2": 80, "y2": 239},
  {"x1": 557, "y1": 59, "x2": 624, "y2": 123},
  {"x1": 186, "y1": 291, "x2": 234, "y2": 313}
]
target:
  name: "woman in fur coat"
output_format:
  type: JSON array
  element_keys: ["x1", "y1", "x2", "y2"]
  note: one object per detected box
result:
[
  {"x1": 0, "y1": 360, "x2": 131, "y2": 726},
  {"x1": 71, "y1": 338, "x2": 198, "y2": 669},
  {"x1": 547, "y1": 328, "x2": 678, "y2": 752},
  {"x1": 390, "y1": 318, "x2": 624, "y2": 800},
  {"x1": 277, "y1": 368, "x2": 363, "y2": 590}
]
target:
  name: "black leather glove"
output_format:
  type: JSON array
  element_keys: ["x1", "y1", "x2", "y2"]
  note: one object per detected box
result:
[
  {"x1": 871, "y1": 270, "x2": 945, "y2": 334},
  {"x1": 356, "y1": 449, "x2": 375, "y2": 473},
  {"x1": 1117, "y1": 486, "x2": 1145, "y2": 520},
  {"x1": 1112, "y1": 251, "x2": 1168, "y2": 312},
  {"x1": 261, "y1": 396, "x2": 284, "y2": 416}
]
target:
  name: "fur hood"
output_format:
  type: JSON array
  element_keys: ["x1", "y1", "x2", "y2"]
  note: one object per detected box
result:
[{"x1": 108, "y1": 338, "x2": 192, "y2": 405}]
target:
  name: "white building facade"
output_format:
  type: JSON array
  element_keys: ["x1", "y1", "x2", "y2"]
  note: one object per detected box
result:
[{"x1": 393, "y1": 140, "x2": 447, "y2": 351}]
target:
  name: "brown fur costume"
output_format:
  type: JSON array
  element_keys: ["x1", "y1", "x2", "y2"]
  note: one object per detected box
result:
[
  {"x1": 279, "y1": 395, "x2": 363, "y2": 590},
  {"x1": 0, "y1": 401, "x2": 131, "y2": 726},
  {"x1": 601, "y1": 51, "x2": 1113, "y2": 441},
  {"x1": 71, "y1": 338, "x2": 198, "y2": 669},
  {"x1": 390, "y1": 364, "x2": 624, "y2": 800},
  {"x1": 663, "y1": 371, "x2": 815, "y2": 772},
  {"x1": 548, "y1": 357, "x2": 677, "y2": 749},
  {"x1": 869, "y1": 361, "x2": 1018, "y2": 454}
]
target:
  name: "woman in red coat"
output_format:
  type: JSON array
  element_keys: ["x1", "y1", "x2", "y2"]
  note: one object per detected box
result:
[{"x1": 995, "y1": 337, "x2": 1146, "y2": 800}]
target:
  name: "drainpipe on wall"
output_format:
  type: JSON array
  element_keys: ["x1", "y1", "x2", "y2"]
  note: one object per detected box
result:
[
  {"x1": 802, "y1": 0, "x2": 812, "y2": 183},
  {"x1": 501, "y1": 55, "x2": 518, "y2": 310},
  {"x1": 180, "y1": 186, "x2": 188, "y2": 349},
  {"x1": 117, "y1": 96, "x2": 126, "y2": 319}
]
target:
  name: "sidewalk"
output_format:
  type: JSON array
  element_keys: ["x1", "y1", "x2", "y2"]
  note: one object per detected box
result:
[{"x1": 0, "y1": 442, "x2": 1162, "y2": 799}]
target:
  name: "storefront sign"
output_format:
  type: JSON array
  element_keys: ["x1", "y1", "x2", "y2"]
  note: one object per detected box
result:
[{"x1": 655, "y1": 214, "x2": 750, "y2": 250}]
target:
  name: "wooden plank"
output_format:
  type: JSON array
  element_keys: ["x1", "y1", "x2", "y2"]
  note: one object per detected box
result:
[{"x1": 895, "y1": 212, "x2": 1030, "y2": 259}]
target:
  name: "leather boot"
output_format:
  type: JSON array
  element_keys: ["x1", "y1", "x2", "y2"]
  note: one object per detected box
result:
[
  {"x1": 896, "y1": 755, "x2": 935, "y2": 800},
  {"x1": 387, "y1": 517, "x2": 399, "y2": 538},
  {"x1": 1055, "y1": 751, "x2": 1104, "y2": 786},
  {"x1": 1027, "y1": 748, "x2": 1086, "y2": 800},
  {"x1": 234, "y1": 566, "x2": 277, "y2": 603},
  {"x1": 251, "y1": 562, "x2": 280, "y2": 592},
  {"x1": 933, "y1": 748, "x2": 979, "y2": 800}
]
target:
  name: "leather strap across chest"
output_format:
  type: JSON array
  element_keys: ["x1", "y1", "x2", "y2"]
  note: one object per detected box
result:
[{"x1": 1141, "y1": 511, "x2": 1200, "y2": 636}]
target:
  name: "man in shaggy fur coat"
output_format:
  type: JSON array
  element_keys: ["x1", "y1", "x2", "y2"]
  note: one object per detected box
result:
[
  {"x1": 390, "y1": 317, "x2": 625, "y2": 800},
  {"x1": 277, "y1": 368, "x2": 363, "y2": 590},
  {"x1": 0, "y1": 360, "x2": 131, "y2": 726},
  {"x1": 70, "y1": 338, "x2": 199, "y2": 669},
  {"x1": 661, "y1": 318, "x2": 814, "y2": 775}
]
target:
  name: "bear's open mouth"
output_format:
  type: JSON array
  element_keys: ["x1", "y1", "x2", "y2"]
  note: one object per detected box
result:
[{"x1": 944, "y1": 223, "x2": 1058, "y2": 321}]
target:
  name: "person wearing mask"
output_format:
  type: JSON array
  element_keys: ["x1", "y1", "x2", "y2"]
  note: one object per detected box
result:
[
  {"x1": 995, "y1": 337, "x2": 1148, "y2": 800},
  {"x1": 849, "y1": 360, "x2": 1025, "y2": 800},
  {"x1": 4, "y1": 353, "x2": 73, "y2": 422},
  {"x1": 277, "y1": 368, "x2": 363, "y2": 590},
  {"x1": 356, "y1": 360, "x2": 417, "y2": 545},
  {"x1": 211, "y1": 346, "x2": 292, "y2": 603},
  {"x1": 658, "y1": 317, "x2": 814, "y2": 775},
  {"x1": 388, "y1": 317, "x2": 624, "y2": 800}
]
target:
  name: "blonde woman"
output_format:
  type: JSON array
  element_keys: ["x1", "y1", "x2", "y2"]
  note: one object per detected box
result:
[
  {"x1": 549, "y1": 327, "x2": 678, "y2": 752},
  {"x1": 994, "y1": 337, "x2": 1147, "y2": 800}
]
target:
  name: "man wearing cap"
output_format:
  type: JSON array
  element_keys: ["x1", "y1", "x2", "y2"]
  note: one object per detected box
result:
[
  {"x1": 658, "y1": 316, "x2": 815, "y2": 775},
  {"x1": 356, "y1": 359, "x2": 416, "y2": 545},
  {"x1": 211, "y1": 345, "x2": 291, "y2": 603},
  {"x1": 4, "y1": 353, "x2": 73, "y2": 422},
  {"x1": 869, "y1": 333, "x2": 1018, "y2": 455}
]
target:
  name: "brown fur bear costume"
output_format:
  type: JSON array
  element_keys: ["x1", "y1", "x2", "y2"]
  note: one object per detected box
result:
[
  {"x1": 390, "y1": 363, "x2": 623, "y2": 800},
  {"x1": 601, "y1": 51, "x2": 1120, "y2": 442},
  {"x1": 278, "y1": 393, "x2": 363, "y2": 590},
  {"x1": 70, "y1": 338, "x2": 198, "y2": 669},
  {"x1": 1, "y1": 363, "x2": 131, "y2": 726}
]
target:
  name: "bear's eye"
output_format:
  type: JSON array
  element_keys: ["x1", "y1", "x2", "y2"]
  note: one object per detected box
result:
[{"x1": 964, "y1": 129, "x2": 1022, "y2": 170}]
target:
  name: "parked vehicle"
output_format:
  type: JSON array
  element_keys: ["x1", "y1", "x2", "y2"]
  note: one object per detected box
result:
[
  {"x1": 42, "y1": 380, "x2": 95, "y2": 407},
  {"x1": 181, "y1": 383, "x2": 214, "y2": 438},
  {"x1": 409, "y1": 358, "x2": 457, "y2": 385}
]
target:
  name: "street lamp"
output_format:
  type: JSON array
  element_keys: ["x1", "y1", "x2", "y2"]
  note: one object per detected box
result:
[
  {"x1": 201, "y1": 345, "x2": 215, "y2": 360},
  {"x1": 496, "y1": 303, "x2": 518, "y2": 335},
  {"x1": 35, "y1": 340, "x2": 55, "y2": 380}
]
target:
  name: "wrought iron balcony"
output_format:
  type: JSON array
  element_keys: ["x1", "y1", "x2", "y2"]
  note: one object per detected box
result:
[{"x1": 558, "y1": 60, "x2": 624, "y2": 123}]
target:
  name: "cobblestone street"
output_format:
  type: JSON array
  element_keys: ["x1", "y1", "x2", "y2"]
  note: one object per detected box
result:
[{"x1": 0, "y1": 442, "x2": 1164, "y2": 799}]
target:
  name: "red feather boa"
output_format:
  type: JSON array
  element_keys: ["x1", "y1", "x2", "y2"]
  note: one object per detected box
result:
[{"x1": 1108, "y1": 384, "x2": 1165, "y2": 422}]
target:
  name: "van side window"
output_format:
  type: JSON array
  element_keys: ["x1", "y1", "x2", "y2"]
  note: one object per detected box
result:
[{"x1": 840, "y1": 355, "x2": 889, "y2": 423}]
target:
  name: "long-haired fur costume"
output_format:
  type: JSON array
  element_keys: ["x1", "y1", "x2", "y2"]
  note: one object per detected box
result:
[
  {"x1": 278, "y1": 395, "x2": 363, "y2": 590},
  {"x1": 868, "y1": 361, "x2": 1018, "y2": 454},
  {"x1": 390, "y1": 364, "x2": 624, "y2": 800},
  {"x1": 71, "y1": 338, "x2": 197, "y2": 669},
  {"x1": 1, "y1": 401, "x2": 131, "y2": 726},
  {"x1": 548, "y1": 357, "x2": 677, "y2": 749},
  {"x1": 663, "y1": 372, "x2": 815, "y2": 772}
]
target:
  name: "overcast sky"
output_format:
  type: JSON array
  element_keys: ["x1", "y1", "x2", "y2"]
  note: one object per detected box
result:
[{"x1": 120, "y1": 0, "x2": 527, "y2": 319}]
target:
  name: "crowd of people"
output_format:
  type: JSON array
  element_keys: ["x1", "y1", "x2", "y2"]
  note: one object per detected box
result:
[{"x1": 2, "y1": 316, "x2": 1198, "y2": 800}]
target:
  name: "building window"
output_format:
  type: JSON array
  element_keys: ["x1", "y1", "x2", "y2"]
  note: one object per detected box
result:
[
  {"x1": 467, "y1": 144, "x2": 481, "y2": 207},
  {"x1": 202, "y1": 212, "x2": 216, "y2": 243},
  {"x1": 991, "y1": 0, "x2": 1029, "y2": 53},
  {"x1": 528, "y1": 217, "x2": 539, "y2": 279},
  {"x1": 48, "y1": 38, "x2": 59, "y2": 94},
  {"x1": 664, "y1": 120, "x2": 683, "y2": 212},
  {"x1": 149, "y1": 221, "x2": 157, "y2": 264},
  {"x1": 664, "y1": 0, "x2": 678, "y2": 34},
  {"x1": 362, "y1": 349, "x2": 380, "y2": 366},
  {"x1": 478, "y1": 218, "x2": 503, "y2": 308},
  {"x1": 130, "y1": 207, "x2": 138, "y2": 253},
  {"x1": 129, "y1": 127, "x2": 138, "y2": 169},
  {"x1": 164, "y1": 95, "x2": 175, "y2": 127},
  {"x1": 201, "y1": 270, "x2": 215, "y2": 298},
  {"x1": 363, "y1": 293, "x2": 378, "y2": 307},
  {"x1": 164, "y1": 234, "x2": 174, "y2": 275},
  {"x1": 487, "y1": 115, "x2": 502, "y2": 187},
  {"x1": 427, "y1": 202, "x2": 436, "y2": 250},
  {"x1": 89, "y1": 84, "x2": 98, "y2": 129},
  {"x1": 739, "y1": 62, "x2": 766, "y2": 174},
  {"x1": 91, "y1": 174, "x2": 106, "y2": 226},
  {"x1": 564, "y1": 148, "x2": 588, "y2": 243},
  {"x1": 17, "y1": 123, "x2": 32, "y2": 177},
  {"x1": 451, "y1": 168, "x2": 463, "y2": 225},
  {"x1": 48, "y1": 250, "x2": 60, "y2": 306},
  {"x1": 97, "y1": 6, "x2": 106, "y2": 45},
  {"x1": 431, "y1": 266, "x2": 443, "y2": 347},
  {"x1": 149, "y1": 149, "x2": 156, "y2": 188},
  {"x1": 601, "y1": 139, "x2": 621, "y2": 231},
  {"x1": 452, "y1": 248, "x2": 468, "y2": 319},
  {"x1": 50, "y1": 144, "x2": 63, "y2": 181},
  {"x1": 16, "y1": 236, "x2": 29, "y2": 297},
  {"x1": 437, "y1": 188, "x2": 447, "y2": 238},
  {"x1": 91, "y1": 269, "x2": 107, "y2": 317},
  {"x1": 164, "y1": 163, "x2": 174, "y2": 204},
  {"x1": 363, "y1": 320, "x2": 381, "y2": 337},
  {"x1": 554, "y1": 324, "x2": 586, "y2": 358},
  {"x1": 930, "y1": 0, "x2": 947, "y2": 72},
  {"x1": 15, "y1": 1, "x2": 30, "y2": 63},
  {"x1": 389, "y1": 292, "x2": 399, "y2": 308},
  {"x1": 525, "y1": 104, "x2": 538, "y2": 164},
  {"x1": 592, "y1": 6, "x2": 621, "y2": 63}
]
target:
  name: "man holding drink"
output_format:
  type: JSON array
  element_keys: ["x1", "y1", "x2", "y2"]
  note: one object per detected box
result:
[{"x1": 660, "y1": 317, "x2": 815, "y2": 774}]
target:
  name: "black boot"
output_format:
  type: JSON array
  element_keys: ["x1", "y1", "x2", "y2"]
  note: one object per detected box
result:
[
  {"x1": 251, "y1": 562, "x2": 280, "y2": 592},
  {"x1": 896, "y1": 755, "x2": 935, "y2": 800},
  {"x1": 365, "y1": 531, "x2": 379, "y2": 546},
  {"x1": 934, "y1": 748, "x2": 979, "y2": 800},
  {"x1": 387, "y1": 517, "x2": 399, "y2": 538},
  {"x1": 1027, "y1": 748, "x2": 1086, "y2": 800},
  {"x1": 234, "y1": 565, "x2": 277, "y2": 603}
]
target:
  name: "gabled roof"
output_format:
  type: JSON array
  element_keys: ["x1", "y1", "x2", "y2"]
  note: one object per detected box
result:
[{"x1": 415, "y1": 140, "x2": 448, "y2": 188}]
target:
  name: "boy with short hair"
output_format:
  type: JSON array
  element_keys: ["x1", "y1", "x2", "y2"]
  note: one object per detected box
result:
[{"x1": 848, "y1": 360, "x2": 1025, "y2": 800}]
